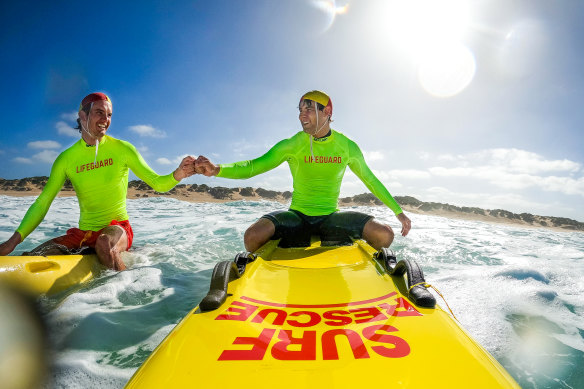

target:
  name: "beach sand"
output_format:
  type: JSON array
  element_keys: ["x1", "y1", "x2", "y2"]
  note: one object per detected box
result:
[{"x1": 1, "y1": 178, "x2": 582, "y2": 233}]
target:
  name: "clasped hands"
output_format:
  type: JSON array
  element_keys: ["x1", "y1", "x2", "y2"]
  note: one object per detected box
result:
[{"x1": 173, "y1": 155, "x2": 219, "y2": 180}]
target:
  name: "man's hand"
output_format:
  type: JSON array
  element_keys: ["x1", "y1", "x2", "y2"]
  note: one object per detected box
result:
[
  {"x1": 173, "y1": 156, "x2": 197, "y2": 181},
  {"x1": 195, "y1": 155, "x2": 220, "y2": 177},
  {"x1": 0, "y1": 232, "x2": 22, "y2": 256},
  {"x1": 397, "y1": 213, "x2": 411, "y2": 237}
]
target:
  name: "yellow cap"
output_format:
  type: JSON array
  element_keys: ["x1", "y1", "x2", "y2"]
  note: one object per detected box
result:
[{"x1": 300, "y1": 90, "x2": 332, "y2": 114}]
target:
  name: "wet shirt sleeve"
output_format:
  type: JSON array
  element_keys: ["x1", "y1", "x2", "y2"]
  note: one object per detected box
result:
[
  {"x1": 217, "y1": 139, "x2": 291, "y2": 179},
  {"x1": 16, "y1": 153, "x2": 68, "y2": 240},
  {"x1": 124, "y1": 142, "x2": 178, "y2": 192},
  {"x1": 347, "y1": 140, "x2": 403, "y2": 215}
]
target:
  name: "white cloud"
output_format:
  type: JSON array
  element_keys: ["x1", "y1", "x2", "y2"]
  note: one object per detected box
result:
[
  {"x1": 429, "y1": 165, "x2": 578, "y2": 194},
  {"x1": 28, "y1": 140, "x2": 61, "y2": 149},
  {"x1": 136, "y1": 145, "x2": 150, "y2": 156},
  {"x1": 417, "y1": 151, "x2": 431, "y2": 161},
  {"x1": 156, "y1": 154, "x2": 192, "y2": 166},
  {"x1": 33, "y1": 150, "x2": 59, "y2": 163},
  {"x1": 252, "y1": 167, "x2": 294, "y2": 190},
  {"x1": 363, "y1": 151, "x2": 384, "y2": 162},
  {"x1": 340, "y1": 169, "x2": 403, "y2": 196},
  {"x1": 420, "y1": 148, "x2": 581, "y2": 174},
  {"x1": 479, "y1": 148, "x2": 580, "y2": 174},
  {"x1": 367, "y1": 168, "x2": 430, "y2": 184},
  {"x1": 227, "y1": 138, "x2": 281, "y2": 159},
  {"x1": 56, "y1": 121, "x2": 79, "y2": 137},
  {"x1": 60, "y1": 111, "x2": 78, "y2": 122},
  {"x1": 13, "y1": 150, "x2": 60, "y2": 165},
  {"x1": 424, "y1": 186, "x2": 486, "y2": 205},
  {"x1": 158, "y1": 154, "x2": 188, "y2": 162},
  {"x1": 423, "y1": 186, "x2": 549, "y2": 213},
  {"x1": 129, "y1": 125, "x2": 166, "y2": 138},
  {"x1": 422, "y1": 148, "x2": 584, "y2": 197},
  {"x1": 536, "y1": 175, "x2": 584, "y2": 196},
  {"x1": 173, "y1": 155, "x2": 189, "y2": 164},
  {"x1": 13, "y1": 157, "x2": 33, "y2": 164},
  {"x1": 387, "y1": 169, "x2": 431, "y2": 180},
  {"x1": 436, "y1": 153, "x2": 460, "y2": 162},
  {"x1": 429, "y1": 166, "x2": 474, "y2": 177},
  {"x1": 421, "y1": 185, "x2": 582, "y2": 219},
  {"x1": 340, "y1": 178, "x2": 367, "y2": 195}
]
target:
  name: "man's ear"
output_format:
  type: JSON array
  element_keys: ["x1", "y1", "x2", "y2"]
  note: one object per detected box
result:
[
  {"x1": 324, "y1": 106, "x2": 332, "y2": 118},
  {"x1": 78, "y1": 110, "x2": 87, "y2": 122}
]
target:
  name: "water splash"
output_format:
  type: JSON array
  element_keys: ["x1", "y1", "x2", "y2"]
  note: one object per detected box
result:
[{"x1": 1, "y1": 195, "x2": 582, "y2": 388}]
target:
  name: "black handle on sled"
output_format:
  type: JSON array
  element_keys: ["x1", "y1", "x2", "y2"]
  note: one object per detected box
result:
[
  {"x1": 199, "y1": 261, "x2": 240, "y2": 312},
  {"x1": 375, "y1": 248, "x2": 436, "y2": 308},
  {"x1": 199, "y1": 252, "x2": 256, "y2": 312}
]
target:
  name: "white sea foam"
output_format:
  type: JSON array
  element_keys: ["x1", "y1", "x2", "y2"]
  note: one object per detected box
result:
[
  {"x1": 1, "y1": 195, "x2": 583, "y2": 388},
  {"x1": 45, "y1": 350, "x2": 133, "y2": 389}
]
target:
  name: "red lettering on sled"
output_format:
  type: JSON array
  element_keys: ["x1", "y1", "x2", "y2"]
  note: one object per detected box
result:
[
  {"x1": 215, "y1": 301, "x2": 258, "y2": 321},
  {"x1": 362, "y1": 325, "x2": 411, "y2": 358},
  {"x1": 287, "y1": 311, "x2": 321, "y2": 327},
  {"x1": 218, "y1": 328, "x2": 276, "y2": 361},
  {"x1": 271, "y1": 330, "x2": 317, "y2": 360},
  {"x1": 322, "y1": 329, "x2": 370, "y2": 360},
  {"x1": 251, "y1": 308, "x2": 287, "y2": 325}
]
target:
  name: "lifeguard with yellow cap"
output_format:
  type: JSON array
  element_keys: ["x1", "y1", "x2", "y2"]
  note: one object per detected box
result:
[
  {"x1": 0, "y1": 92, "x2": 197, "y2": 270},
  {"x1": 195, "y1": 90, "x2": 411, "y2": 251}
]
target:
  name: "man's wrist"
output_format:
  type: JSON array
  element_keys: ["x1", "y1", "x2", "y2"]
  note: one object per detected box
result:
[
  {"x1": 173, "y1": 169, "x2": 184, "y2": 181},
  {"x1": 10, "y1": 231, "x2": 22, "y2": 245}
]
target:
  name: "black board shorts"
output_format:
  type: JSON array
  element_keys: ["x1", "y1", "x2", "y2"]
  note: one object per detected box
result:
[{"x1": 261, "y1": 209, "x2": 373, "y2": 247}]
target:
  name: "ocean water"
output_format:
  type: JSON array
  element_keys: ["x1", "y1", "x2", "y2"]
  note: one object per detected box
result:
[{"x1": 1, "y1": 195, "x2": 583, "y2": 389}]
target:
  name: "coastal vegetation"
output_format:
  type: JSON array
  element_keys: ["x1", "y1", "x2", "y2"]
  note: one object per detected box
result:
[{"x1": 1, "y1": 177, "x2": 582, "y2": 232}]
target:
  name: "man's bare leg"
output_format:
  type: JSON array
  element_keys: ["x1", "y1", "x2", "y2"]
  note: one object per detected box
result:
[
  {"x1": 243, "y1": 218, "x2": 276, "y2": 253},
  {"x1": 362, "y1": 219, "x2": 394, "y2": 250},
  {"x1": 95, "y1": 225, "x2": 128, "y2": 271}
]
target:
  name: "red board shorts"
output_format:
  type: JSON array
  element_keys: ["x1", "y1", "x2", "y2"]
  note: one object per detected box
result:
[{"x1": 52, "y1": 220, "x2": 134, "y2": 251}]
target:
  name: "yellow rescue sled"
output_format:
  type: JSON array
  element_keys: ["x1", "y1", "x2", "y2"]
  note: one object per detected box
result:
[
  {"x1": 0, "y1": 254, "x2": 102, "y2": 295},
  {"x1": 126, "y1": 239, "x2": 519, "y2": 388}
]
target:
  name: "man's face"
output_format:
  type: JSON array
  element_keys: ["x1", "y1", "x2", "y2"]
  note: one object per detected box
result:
[
  {"x1": 299, "y1": 99, "x2": 331, "y2": 135},
  {"x1": 298, "y1": 99, "x2": 319, "y2": 134},
  {"x1": 80, "y1": 100, "x2": 113, "y2": 137}
]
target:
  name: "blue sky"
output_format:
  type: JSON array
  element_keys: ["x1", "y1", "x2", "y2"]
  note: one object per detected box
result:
[{"x1": 1, "y1": 0, "x2": 583, "y2": 221}]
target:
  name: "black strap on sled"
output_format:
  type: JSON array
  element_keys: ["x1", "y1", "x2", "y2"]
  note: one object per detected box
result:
[{"x1": 375, "y1": 248, "x2": 436, "y2": 308}]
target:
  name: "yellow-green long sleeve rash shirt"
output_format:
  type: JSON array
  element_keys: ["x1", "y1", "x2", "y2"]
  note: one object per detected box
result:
[
  {"x1": 217, "y1": 130, "x2": 403, "y2": 217},
  {"x1": 17, "y1": 135, "x2": 179, "y2": 240}
]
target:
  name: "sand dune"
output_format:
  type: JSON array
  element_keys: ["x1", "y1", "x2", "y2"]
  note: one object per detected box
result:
[{"x1": 1, "y1": 177, "x2": 582, "y2": 232}]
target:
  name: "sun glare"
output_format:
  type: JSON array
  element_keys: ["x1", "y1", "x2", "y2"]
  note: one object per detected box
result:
[
  {"x1": 380, "y1": 0, "x2": 475, "y2": 97},
  {"x1": 498, "y1": 20, "x2": 548, "y2": 78},
  {"x1": 417, "y1": 43, "x2": 476, "y2": 97},
  {"x1": 385, "y1": 0, "x2": 469, "y2": 54},
  {"x1": 311, "y1": 0, "x2": 349, "y2": 33}
]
